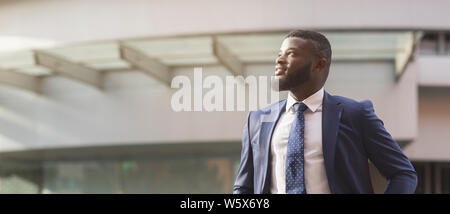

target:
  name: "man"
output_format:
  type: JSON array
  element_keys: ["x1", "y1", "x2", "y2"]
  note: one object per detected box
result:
[{"x1": 233, "y1": 30, "x2": 417, "y2": 194}]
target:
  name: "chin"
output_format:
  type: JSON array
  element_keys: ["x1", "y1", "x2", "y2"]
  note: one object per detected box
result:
[{"x1": 271, "y1": 76, "x2": 290, "y2": 91}]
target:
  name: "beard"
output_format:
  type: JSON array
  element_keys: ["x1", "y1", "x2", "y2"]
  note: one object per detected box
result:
[{"x1": 273, "y1": 62, "x2": 312, "y2": 91}]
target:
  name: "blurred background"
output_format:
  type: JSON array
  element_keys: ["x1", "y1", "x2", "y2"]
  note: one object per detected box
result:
[{"x1": 0, "y1": 0, "x2": 449, "y2": 194}]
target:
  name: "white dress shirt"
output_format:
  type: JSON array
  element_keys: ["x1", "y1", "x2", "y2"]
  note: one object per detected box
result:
[{"x1": 270, "y1": 87, "x2": 331, "y2": 194}]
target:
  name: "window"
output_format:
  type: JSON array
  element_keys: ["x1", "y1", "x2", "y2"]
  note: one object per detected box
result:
[
  {"x1": 441, "y1": 164, "x2": 450, "y2": 194},
  {"x1": 0, "y1": 142, "x2": 241, "y2": 194},
  {"x1": 418, "y1": 33, "x2": 438, "y2": 55},
  {"x1": 412, "y1": 162, "x2": 426, "y2": 194}
]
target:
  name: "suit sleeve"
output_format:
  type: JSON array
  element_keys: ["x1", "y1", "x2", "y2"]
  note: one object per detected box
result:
[
  {"x1": 360, "y1": 100, "x2": 418, "y2": 194},
  {"x1": 233, "y1": 111, "x2": 254, "y2": 194}
]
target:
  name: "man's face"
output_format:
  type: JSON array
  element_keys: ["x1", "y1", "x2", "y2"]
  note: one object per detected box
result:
[{"x1": 274, "y1": 37, "x2": 315, "y2": 91}]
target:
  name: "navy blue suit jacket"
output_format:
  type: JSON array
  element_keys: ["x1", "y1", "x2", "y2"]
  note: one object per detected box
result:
[{"x1": 234, "y1": 91, "x2": 417, "y2": 194}]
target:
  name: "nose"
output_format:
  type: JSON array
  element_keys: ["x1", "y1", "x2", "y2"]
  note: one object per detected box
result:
[{"x1": 276, "y1": 54, "x2": 286, "y2": 65}]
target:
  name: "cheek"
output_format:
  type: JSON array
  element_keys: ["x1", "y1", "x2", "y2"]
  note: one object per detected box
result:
[
  {"x1": 286, "y1": 58, "x2": 301, "y2": 70},
  {"x1": 289, "y1": 57, "x2": 310, "y2": 69}
]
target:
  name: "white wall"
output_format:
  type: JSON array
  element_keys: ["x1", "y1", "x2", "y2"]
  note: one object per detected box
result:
[
  {"x1": 417, "y1": 56, "x2": 450, "y2": 87},
  {"x1": 0, "y1": 66, "x2": 249, "y2": 151},
  {"x1": 0, "y1": 60, "x2": 417, "y2": 152},
  {"x1": 326, "y1": 60, "x2": 417, "y2": 141},
  {"x1": 1, "y1": 0, "x2": 449, "y2": 46},
  {"x1": 401, "y1": 55, "x2": 450, "y2": 161},
  {"x1": 403, "y1": 87, "x2": 450, "y2": 161}
]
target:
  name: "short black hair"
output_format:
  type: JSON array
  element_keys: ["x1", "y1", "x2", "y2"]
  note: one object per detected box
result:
[{"x1": 285, "y1": 30, "x2": 332, "y2": 67}]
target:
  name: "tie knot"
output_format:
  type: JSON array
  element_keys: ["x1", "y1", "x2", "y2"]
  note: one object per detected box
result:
[{"x1": 293, "y1": 102, "x2": 308, "y2": 113}]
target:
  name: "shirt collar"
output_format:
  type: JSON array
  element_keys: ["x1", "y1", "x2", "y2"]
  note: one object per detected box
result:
[{"x1": 286, "y1": 87, "x2": 324, "y2": 113}]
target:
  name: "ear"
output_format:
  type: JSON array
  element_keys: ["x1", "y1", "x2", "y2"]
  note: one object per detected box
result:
[{"x1": 313, "y1": 57, "x2": 327, "y2": 73}]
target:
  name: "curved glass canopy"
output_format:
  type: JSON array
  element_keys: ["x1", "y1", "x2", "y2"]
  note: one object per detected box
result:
[{"x1": 0, "y1": 31, "x2": 420, "y2": 92}]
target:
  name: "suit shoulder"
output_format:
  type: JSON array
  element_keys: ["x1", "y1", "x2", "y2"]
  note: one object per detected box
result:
[
  {"x1": 332, "y1": 94, "x2": 359, "y2": 105},
  {"x1": 246, "y1": 99, "x2": 285, "y2": 123},
  {"x1": 332, "y1": 94, "x2": 372, "y2": 106},
  {"x1": 330, "y1": 94, "x2": 374, "y2": 114},
  {"x1": 251, "y1": 99, "x2": 285, "y2": 115}
]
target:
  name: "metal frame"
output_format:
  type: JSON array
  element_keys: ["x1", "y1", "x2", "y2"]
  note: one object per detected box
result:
[
  {"x1": 119, "y1": 43, "x2": 171, "y2": 86},
  {"x1": 34, "y1": 50, "x2": 102, "y2": 88},
  {"x1": 0, "y1": 69, "x2": 41, "y2": 93}
]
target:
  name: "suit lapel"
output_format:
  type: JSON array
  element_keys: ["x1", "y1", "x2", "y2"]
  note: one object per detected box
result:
[
  {"x1": 258, "y1": 100, "x2": 286, "y2": 193},
  {"x1": 322, "y1": 91, "x2": 343, "y2": 194}
]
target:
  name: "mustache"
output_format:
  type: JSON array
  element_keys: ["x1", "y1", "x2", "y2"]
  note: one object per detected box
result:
[{"x1": 275, "y1": 65, "x2": 286, "y2": 70}]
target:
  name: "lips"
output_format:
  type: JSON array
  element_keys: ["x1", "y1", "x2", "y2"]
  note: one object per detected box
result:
[{"x1": 275, "y1": 66, "x2": 286, "y2": 76}]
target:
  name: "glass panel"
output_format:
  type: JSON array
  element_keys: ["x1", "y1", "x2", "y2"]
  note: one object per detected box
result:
[
  {"x1": 418, "y1": 33, "x2": 438, "y2": 55},
  {"x1": 0, "y1": 142, "x2": 241, "y2": 194},
  {"x1": 0, "y1": 160, "x2": 41, "y2": 194},
  {"x1": 446, "y1": 34, "x2": 450, "y2": 55},
  {"x1": 124, "y1": 36, "x2": 218, "y2": 66},
  {"x1": 44, "y1": 42, "x2": 121, "y2": 63},
  {"x1": 412, "y1": 162, "x2": 426, "y2": 194},
  {"x1": 42, "y1": 161, "x2": 117, "y2": 194},
  {"x1": 442, "y1": 165, "x2": 450, "y2": 194},
  {"x1": 42, "y1": 154, "x2": 240, "y2": 194}
]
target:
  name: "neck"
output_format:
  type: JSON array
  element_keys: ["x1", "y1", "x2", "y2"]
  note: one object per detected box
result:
[{"x1": 289, "y1": 83, "x2": 322, "y2": 102}]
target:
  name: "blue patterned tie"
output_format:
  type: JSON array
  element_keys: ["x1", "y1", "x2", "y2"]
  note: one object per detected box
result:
[{"x1": 286, "y1": 102, "x2": 308, "y2": 194}]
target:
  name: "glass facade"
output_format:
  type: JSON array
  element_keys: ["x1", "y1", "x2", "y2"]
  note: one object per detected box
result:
[
  {"x1": 0, "y1": 160, "x2": 41, "y2": 194},
  {"x1": 0, "y1": 142, "x2": 241, "y2": 194},
  {"x1": 411, "y1": 162, "x2": 450, "y2": 194},
  {"x1": 2, "y1": 143, "x2": 449, "y2": 194}
]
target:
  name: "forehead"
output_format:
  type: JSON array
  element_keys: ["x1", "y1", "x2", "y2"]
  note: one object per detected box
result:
[{"x1": 280, "y1": 37, "x2": 313, "y2": 51}]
